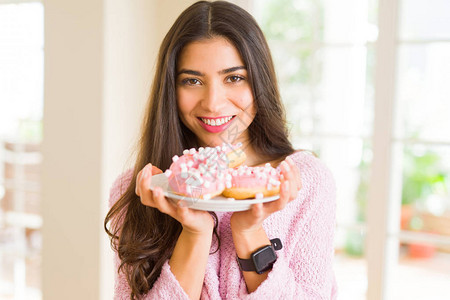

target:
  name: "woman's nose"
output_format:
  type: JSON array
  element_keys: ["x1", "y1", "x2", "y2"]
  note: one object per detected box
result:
[{"x1": 201, "y1": 81, "x2": 227, "y2": 111}]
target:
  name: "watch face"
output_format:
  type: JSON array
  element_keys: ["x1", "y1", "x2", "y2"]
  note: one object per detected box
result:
[{"x1": 252, "y1": 246, "x2": 277, "y2": 274}]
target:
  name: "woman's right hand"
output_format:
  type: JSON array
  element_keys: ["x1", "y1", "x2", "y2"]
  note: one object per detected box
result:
[{"x1": 135, "y1": 163, "x2": 215, "y2": 235}]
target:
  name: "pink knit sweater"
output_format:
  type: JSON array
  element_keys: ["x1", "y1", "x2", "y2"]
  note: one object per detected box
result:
[{"x1": 109, "y1": 151, "x2": 337, "y2": 299}]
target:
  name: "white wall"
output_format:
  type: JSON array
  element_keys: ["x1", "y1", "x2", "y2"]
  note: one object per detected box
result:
[
  {"x1": 101, "y1": 1, "x2": 158, "y2": 299},
  {"x1": 42, "y1": 0, "x2": 104, "y2": 299}
]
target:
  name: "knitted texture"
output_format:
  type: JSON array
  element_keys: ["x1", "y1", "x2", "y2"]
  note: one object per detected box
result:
[{"x1": 108, "y1": 151, "x2": 337, "y2": 299}]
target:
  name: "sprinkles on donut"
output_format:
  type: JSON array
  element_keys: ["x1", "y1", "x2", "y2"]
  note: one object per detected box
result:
[{"x1": 165, "y1": 143, "x2": 281, "y2": 200}]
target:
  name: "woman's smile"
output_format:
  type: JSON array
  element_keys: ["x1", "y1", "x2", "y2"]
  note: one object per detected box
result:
[{"x1": 197, "y1": 115, "x2": 236, "y2": 133}]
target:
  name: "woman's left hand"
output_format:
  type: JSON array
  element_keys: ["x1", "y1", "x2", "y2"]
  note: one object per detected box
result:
[{"x1": 230, "y1": 156, "x2": 302, "y2": 233}]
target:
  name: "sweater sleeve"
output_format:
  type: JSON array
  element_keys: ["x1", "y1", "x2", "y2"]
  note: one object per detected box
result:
[
  {"x1": 236, "y1": 152, "x2": 338, "y2": 300},
  {"x1": 108, "y1": 170, "x2": 190, "y2": 300}
]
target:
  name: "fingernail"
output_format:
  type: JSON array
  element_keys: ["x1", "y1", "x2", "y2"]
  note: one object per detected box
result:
[
  {"x1": 286, "y1": 157, "x2": 293, "y2": 164},
  {"x1": 284, "y1": 180, "x2": 290, "y2": 190},
  {"x1": 143, "y1": 167, "x2": 149, "y2": 178},
  {"x1": 282, "y1": 161, "x2": 290, "y2": 172}
]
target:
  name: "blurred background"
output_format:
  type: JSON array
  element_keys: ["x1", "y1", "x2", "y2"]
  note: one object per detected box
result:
[{"x1": 0, "y1": 0, "x2": 449, "y2": 299}]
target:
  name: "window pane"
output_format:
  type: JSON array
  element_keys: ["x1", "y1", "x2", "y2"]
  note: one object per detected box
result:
[
  {"x1": 391, "y1": 142, "x2": 450, "y2": 298},
  {"x1": 267, "y1": 42, "x2": 315, "y2": 135},
  {"x1": 0, "y1": 2, "x2": 44, "y2": 140},
  {"x1": 322, "y1": 0, "x2": 377, "y2": 44},
  {"x1": 257, "y1": 0, "x2": 319, "y2": 43},
  {"x1": 400, "y1": 144, "x2": 450, "y2": 235},
  {"x1": 269, "y1": 42, "x2": 315, "y2": 86},
  {"x1": 399, "y1": 0, "x2": 450, "y2": 41},
  {"x1": 259, "y1": 1, "x2": 376, "y2": 138},
  {"x1": 313, "y1": 46, "x2": 372, "y2": 136},
  {"x1": 271, "y1": 44, "x2": 375, "y2": 137},
  {"x1": 292, "y1": 137, "x2": 372, "y2": 227},
  {"x1": 395, "y1": 43, "x2": 450, "y2": 142}
]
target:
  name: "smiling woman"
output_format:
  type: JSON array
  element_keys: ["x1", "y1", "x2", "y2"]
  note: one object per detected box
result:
[{"x1": 104, "y1": 1, "x2": 337, "y2": 299}]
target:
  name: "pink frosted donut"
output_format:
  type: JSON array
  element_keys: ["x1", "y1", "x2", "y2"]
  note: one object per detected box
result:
[
  {"x1": 165, "y1": 143, "x2": 245, "y2": 199},
  {"x1": 222, "y1": 164, "x2": 282, "y2": 200},
  {"x1": 219, "y1": 142, "x2": 246, "y2": 168}
]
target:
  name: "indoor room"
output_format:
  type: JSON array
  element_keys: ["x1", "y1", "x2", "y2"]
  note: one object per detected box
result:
[{"x1": 0, "y1": 0, "x2": 449, "y2": 299}]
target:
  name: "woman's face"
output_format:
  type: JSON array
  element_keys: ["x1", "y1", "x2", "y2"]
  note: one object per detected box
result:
[{"x1": 176, "y1": 37, "x2": 256, "y2": 148}]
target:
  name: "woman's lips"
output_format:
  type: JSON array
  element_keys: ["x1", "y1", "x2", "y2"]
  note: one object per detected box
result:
[{"x1": 197, "y1": 115, "x2": 236, "y2": 133}]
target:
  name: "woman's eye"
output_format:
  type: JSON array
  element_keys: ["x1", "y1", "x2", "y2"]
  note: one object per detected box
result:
[
  {"x1": 227, "y1": 75, "x2": 244, "y2": 83},
  {"x1": 182, "y1": 78, "x2": 201, "y2": 85}
]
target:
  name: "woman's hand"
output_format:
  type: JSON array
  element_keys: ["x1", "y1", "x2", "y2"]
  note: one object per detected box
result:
[
  {"x1": 230, "y1": 156, "x2": 302, "y2": 233},
  {"x1": 135, "y1": 163, "x2": 215, "y2": 235}
]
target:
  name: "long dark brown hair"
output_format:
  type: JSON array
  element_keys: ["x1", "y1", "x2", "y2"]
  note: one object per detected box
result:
[{"x1": 104, "y1": 1, "x2": 295, "y2": 298}]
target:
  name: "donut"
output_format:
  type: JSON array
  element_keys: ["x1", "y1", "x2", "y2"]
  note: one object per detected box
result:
[
  {"x1": 222, "y1": 143, "x2": 246, "y2": 168},
  {"x1": 222, "y1": 164, "x2": 282, "y2": 200},
  {"x1": 165, "y1": 143, "x2": 246, "y2": 199},
  {"x1": 164, "y1": 143, "x2": 282, "y2": 201}
]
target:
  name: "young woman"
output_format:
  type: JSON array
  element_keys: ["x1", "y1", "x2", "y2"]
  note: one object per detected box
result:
[{"x1": 105, "y1": 1, "x2": 337, "y2": 299}]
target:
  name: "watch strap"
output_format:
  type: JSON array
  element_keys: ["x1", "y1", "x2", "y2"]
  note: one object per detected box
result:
[{"x1": 236, "y1": 255, "x2": 255, "y2": 272}]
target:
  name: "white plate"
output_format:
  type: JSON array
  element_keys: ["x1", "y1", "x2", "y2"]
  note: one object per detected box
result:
[{"x1": 150, "y1": 173, "x2": 280, "y2": 212}]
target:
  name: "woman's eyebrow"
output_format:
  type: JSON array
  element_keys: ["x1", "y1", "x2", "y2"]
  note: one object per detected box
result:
[
  {"x1": 177, "y1": 69, "x2": 204, "y2": 76},
  {"x1": 219, "y1": 66, "x2": 246, "y2": 74},
  {"x1": 177, "y1": 66, "x2": 246, "y2": 76}
]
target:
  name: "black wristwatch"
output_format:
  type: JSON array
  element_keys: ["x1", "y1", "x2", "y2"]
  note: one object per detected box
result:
[{"x1": 236, "y1": 238, "x2": 283, "y2": 274}]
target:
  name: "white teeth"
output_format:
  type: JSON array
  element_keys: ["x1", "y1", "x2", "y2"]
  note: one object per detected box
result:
[{"x1": 200, "y1": 116, "x2": 233, "y2": 126}]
